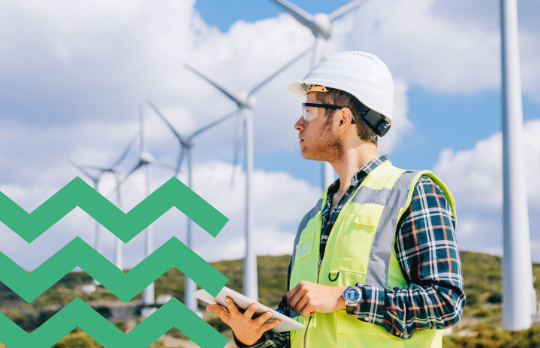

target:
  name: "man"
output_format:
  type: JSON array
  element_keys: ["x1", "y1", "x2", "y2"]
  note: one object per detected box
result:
[{"x1": 207, "y1": 51, "x2": 465, "y2": 347}]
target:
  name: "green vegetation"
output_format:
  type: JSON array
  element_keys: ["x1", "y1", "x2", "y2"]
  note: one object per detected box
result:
[
  {"x1": 1, "y1": 252, "x2": 539, "y2": 347},
  {"x1": 444, "y1": 324, "x2": 540, "y2": 348}
]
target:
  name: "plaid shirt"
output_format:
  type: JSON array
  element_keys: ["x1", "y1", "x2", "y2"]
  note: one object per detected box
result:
[{"x1": 234, "y1": 155, "x2": 465, "y2": 347}]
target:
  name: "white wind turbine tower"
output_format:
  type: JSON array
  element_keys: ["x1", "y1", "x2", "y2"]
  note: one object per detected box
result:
[
  {"x1": 186, "y1": 48, "x2": 309, "y2": 301},
  {"x1": 76, "y1": 133, "x2": 139, "y2": 272},
  {"x1": 147, "y1": 100, "x2": 237, "y2": 312},
  {"x1": 121, "y1": 104, "x2": 174, "y2": 306},
  {"x1": 500, "y1": 0, "x2": 534, "y2": 330},
  {"x1": 271, "y1": 0, "x2": 370, "y2": 191},
  {"x1": 68, "y1": 161, "x2": 103, "y2": 286}
]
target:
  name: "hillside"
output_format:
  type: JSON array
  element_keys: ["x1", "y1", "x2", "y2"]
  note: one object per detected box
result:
[{"x1": 0, "y1": 251, "x2": 539, "y2": 347}]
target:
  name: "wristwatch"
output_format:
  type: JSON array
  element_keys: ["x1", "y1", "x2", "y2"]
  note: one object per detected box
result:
[{"x1": 343, "y1": 286, "x2": 362, "y2": 315}]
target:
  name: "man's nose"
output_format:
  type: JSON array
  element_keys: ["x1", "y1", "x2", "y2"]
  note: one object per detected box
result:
[{"x1": 294, "y1": 117, "x2": 305, "y2": 132}]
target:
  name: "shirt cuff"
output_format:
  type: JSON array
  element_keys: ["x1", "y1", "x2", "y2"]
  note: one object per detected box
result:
[
  {"x1": 354, "y1": 283, "x2": 386, "y2": 327},
  {"x1": 232, "y1": 332, "x2": 277, "y2": 348}
]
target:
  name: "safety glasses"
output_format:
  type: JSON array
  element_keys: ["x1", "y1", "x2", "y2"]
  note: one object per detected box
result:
[{"x1": 301, "y1": 103, "x2": 355, "y2": 124}]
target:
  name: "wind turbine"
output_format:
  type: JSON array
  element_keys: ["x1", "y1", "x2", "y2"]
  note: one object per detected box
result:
[
  {"x1": 147, "y1": 100, "x2": 237, "y2": 312},
  {"x1": 73, "y1": 133, "x2": 139, "y2": 272},
  {"x1": 68, "y1": 160, "x2": 103, "y2": 286},
  {"x1": 270, "y1": 0, "x2": 371, "y2": 191},
  {"x1": 500, "y1": 0, "x2": 534, "y2": 330},
  {"x1": 121, "y1": 104, "x2": 175, "y2": 306},
  {"x1": 186, "y1": 47, "x2": 309, "y2": 301}
]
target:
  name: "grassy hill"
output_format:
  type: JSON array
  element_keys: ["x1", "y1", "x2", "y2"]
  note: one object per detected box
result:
[{"x1": 1, "y1": 251, "x2": 539, "y2": 347}]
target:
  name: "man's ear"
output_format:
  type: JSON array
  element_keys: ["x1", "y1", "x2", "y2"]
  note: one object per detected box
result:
[{"x1": 338, "y1": 108, "x2": 354, "y2": 129}]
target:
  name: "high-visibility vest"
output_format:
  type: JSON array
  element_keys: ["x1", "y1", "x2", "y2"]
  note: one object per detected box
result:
[{"x1": 289, "y1": 161, "x2": 456, "y2": 348}]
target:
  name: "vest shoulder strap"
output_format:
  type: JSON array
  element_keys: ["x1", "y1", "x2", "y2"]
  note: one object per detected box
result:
[{"x1": 291, "y1": 198, "x2": 323, "y2": 265}]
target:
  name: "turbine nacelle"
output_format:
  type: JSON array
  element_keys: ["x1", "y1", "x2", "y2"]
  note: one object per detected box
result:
[
  {"x1": 310, "y1": 13, "x2": 332, "y2": 39},
  {"x1": 140, "y1": 151, "x2": 157, "y2": 164},
  {"x1": 112, "y1": 165, "x2": 123, "y2": 175},
  {"x1": 237, "y1": 92, "x2": 257, "y2": 109},
  {"x1": 180, "y1": 139, "x2": 194, "y2": 149}
]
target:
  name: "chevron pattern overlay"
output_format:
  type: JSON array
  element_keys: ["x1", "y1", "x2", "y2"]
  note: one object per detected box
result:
[{"x1": 0, "y1": 176, "x2": 231, "y2": 348}]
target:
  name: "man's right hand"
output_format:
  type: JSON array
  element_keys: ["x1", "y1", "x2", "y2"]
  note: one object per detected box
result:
[{"x1": 206, "y1": 296, "x2": 281, "y2": 346}]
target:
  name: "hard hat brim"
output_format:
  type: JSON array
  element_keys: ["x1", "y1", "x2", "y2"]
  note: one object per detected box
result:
[{"x1": 288, "y1": 81, "x2": 308, "y2": 99}]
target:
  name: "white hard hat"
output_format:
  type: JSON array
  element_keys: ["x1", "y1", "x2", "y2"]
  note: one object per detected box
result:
[{"x1": 289, "y1": 51, "x2": 395, "y2": 124}]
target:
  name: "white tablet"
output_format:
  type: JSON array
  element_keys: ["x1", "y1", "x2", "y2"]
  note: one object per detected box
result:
[{"x1": 192, "y1": 286, "x2": 305, "y2": 333}]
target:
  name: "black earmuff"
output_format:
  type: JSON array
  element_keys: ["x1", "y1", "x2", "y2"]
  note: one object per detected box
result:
[
  {"x1": 363, "y1": 109, "x2": 391, "y2": 137},
  {"x1": 354, "y1": 97, "x2": 391, "y2": 137}
]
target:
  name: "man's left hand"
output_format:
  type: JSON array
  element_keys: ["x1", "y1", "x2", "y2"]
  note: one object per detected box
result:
[{"x1": 286, "y1": 281, "x2": 347, "y2": 317}]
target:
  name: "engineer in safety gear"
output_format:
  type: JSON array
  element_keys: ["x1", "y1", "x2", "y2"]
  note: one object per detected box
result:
[{"x1": 208, "y1": 51, "x2": 466, "y2": 348}]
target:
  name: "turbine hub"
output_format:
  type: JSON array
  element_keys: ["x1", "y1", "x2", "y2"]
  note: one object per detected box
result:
[
  {"x1": 112, "y1": 165, "x2": 123, "y2": 174},
  {"x1": 310, "y1": 13, "x2": 332, "y2": 39},
  {"x1": 237, "y1": 92, "x2": 257, "y2": 109},
  {"x1": 140, "y1": 151, "x2": 155, "y2": 163}
]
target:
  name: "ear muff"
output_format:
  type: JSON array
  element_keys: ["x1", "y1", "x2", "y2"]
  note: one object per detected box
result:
[
  {"x1": 363, "y1": 109, "x2": 391, "y2": 137},
  {"x1": 353, "y1": 97, "x2": 391, "y2": 137}
]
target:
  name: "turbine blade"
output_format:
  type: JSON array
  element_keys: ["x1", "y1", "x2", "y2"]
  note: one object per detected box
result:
[
  {"x1": 190, "y1": 109, "x2": 239, "y2": 138},
  {"x1": 68, "y1": 159, "x2": 99, "y2": 183},
  {"x1": 79, "y1": 165, "x2": 109, "y2": 172},
  {"x1": 114, "y1": 132, "x2": 139, "y2": 166},
  {"x1": 115, "y1": 172, "x2": 123, "y2": 210},
  {"x1": 185, "y1": 64, "x2": 240, "y2": 104},
  {"x1": 139, "y1": 103, "x2": 145, "y2": 152},
  {"x1": 121, "y1": 161, "x2": 143, "y2": 185},
  {"x1": 175, "y1": 147, "x2": 186, "y2": 176},
  {"x1": 329, "y1": 0, "x2": 370, "y2": 21},
  {"x1": 147, "y1": 100, "x2": 184, "y2": 142},
  {"x1": 249, "y1": 46, "x2": 311, "y2": 95},
  {"x1": 270, "y1": 0, "x2": 313, "y2": 27},
  {"x1": 153, "y1": 158, "x2": 176, "y2": 171},
  {"x1": 231, "y1": 113, "x2": 244, "y2": 186}
]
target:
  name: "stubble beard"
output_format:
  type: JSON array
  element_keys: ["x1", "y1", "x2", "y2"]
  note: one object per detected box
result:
[{"x1": 302, "y1": 120, "x2": 344, "y2": 162}]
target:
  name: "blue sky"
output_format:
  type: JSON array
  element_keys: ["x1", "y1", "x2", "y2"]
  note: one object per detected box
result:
[
  {"x1": 1, "y1": 0, "x2": 540, "y2": 267},
  {"x1": 195, "y1": 0, "x2": 356, "y2": 32},
  {"x1": 196, "y1": 0, "x2": 540, "y2": 185}
]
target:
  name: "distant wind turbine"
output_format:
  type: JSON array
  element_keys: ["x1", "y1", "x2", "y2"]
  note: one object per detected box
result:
[
  {"x1": 68, "y1": 160, "x2": 103, "y2": 286},
  {"x1": 147, "y1": 100, "x2": 237, "y2": 312},
  {"x1": 74, "y1": 133, "x2": 139, "y2": 272},
  {"x1": 186, "y1": 47, "x2": 310, "y2": 301},
  {"x1": 499, "y1": 0, "x2": 534, "y2": 330},
  {"x1": 121, "y1": 104, "x2": 175, "y2": 306},
  {"x1": 270, "y1": 0, "x2": 371, "y2": 190}
]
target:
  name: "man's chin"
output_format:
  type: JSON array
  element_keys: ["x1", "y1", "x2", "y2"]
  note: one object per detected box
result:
[
  {"x1": 300, "y1": 148, "x2": 310, "y2": 159},
  {"x1": 300, "y1": 149, "x2": 324, "y2": 161}
]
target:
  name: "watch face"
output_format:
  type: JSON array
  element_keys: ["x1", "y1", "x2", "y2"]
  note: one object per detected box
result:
[{"x1": 344, "y1": 287, "x2": 360, "y2": 302}]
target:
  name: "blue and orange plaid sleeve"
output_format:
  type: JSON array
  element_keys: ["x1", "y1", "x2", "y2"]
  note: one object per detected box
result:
[{"x1": 353, "y1": 175, "x2": 466, "y2": 338}]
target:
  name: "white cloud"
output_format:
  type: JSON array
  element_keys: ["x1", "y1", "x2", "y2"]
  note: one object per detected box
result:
[
  {"x1": 0, "y1": 0, "x2": 540, "y2": 271},
  {"x1": 338, "y1": 0, "x2": 540, "y2": 100},
  {"x1": 0, "y1": 0, "x2": 420, "y2": 271},
  {"x1": 432, "y1": 119, "x2": 540, "y2": 261},
  {"x1": 0, "y1": 159, "x2": 319, "y2": 270}
]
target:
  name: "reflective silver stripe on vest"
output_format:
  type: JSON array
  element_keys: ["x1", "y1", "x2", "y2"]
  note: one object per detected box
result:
[
  {"x1": 291, "y1": 199, "x2": 323, "y2": 265},
  {"x1": 362, "y1": 170, "x2": 422, "y2": 288},
  {"x1": 350, "y1": 186, "x2": 392, "y2": 205}
]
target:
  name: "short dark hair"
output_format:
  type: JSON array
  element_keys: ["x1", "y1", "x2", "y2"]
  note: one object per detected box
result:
[{"x1": 314, "y1": 88, "x2": 378, "y2": 145}]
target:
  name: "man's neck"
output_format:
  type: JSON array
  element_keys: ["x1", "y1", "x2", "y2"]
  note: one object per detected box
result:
[{"x1": 330, "y1": 143, "x2": 380, "y2": 195}]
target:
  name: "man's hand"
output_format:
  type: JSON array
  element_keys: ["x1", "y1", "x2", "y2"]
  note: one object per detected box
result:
[
  {"x1": 286, "y1": 281, "x2": 347, "y2": 317},
  {"x1": 206, "y1": 296, "x2": 281, "y2": 346}
]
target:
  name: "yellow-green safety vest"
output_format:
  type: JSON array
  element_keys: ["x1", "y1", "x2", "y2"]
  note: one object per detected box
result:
[{"x1": 289, "y1": 161, "x2": 456, "y2": 348}]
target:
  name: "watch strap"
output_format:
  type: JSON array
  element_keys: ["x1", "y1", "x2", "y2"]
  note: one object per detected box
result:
[{"x1": 345, "y1": 304, "x2": 356, "y2": 315}]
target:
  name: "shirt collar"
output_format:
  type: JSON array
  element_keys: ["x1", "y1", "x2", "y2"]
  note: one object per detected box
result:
[{"x1": 327, "y1": 154, "x2": 389, "y2": 194}]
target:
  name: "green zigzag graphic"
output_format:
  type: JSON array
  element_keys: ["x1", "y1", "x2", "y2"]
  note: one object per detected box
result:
[
  {"x1": 0, "y1": 297, "x2": 229, "y2": 348},
  {"x1": 0, "y1": 176, "x2": 228, "y2": 243},
  {"x1": 0, "y1": 177, "x2": 231, "y2": 347},
  {"x1": 0, "y1": 236, "x2": 228, "y2": 303}
]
